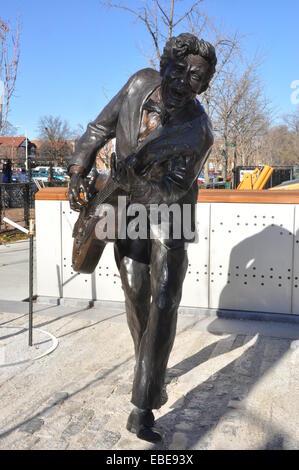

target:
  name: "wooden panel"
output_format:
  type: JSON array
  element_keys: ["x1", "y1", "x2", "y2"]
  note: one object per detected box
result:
[
  {"x1": 35, "y1": 187, "x2": 68, "y2": 200},
  {"x1": 198, "y1": 189, "x2": 299, "y2": 204},
  {"x1": 35, "y1": 186, "x2": 299, "y2": 205}
]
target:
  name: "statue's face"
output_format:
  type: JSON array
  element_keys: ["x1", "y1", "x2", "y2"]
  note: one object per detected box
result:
[{"x1": 161, "y1": 54, "x2": 210, "y2": 113}]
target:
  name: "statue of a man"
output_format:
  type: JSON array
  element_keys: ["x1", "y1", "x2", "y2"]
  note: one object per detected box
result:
[{"x1": 68, "y1": 33, "x2": 216, "y2": 443}]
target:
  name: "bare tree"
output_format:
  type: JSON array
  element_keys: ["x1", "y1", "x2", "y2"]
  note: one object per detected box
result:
[
  {"x1": 258, "y1": 108, "x2": 299, "y2": 167},
  {"x1": 101, "y1": 1, "x2": 275, "y2": 183},
  {"x1": 283, "y1": 106, "x2": 299, "y2": 134},
  {"x1": 72, "y1": 123, "x2": 85, "y2": 143},
  {"x1": 0, "y1": 17, "x2": 20, "y2": 133},
  {"x1": 102, "y1": 0, "x2": 204, "y2": 68},
  {"x1": 102, "y1": 1, "x2": 247, "y2": 181},
  {"x1": 186, "y1": 10, "x2": 244, "y2": 179},
  {"x1": 211, "y1": 61, "x2": 271, "y2": 177},
  {"x1": 102, "y1": 1, "x2": 241, "y2": 112},
  {"x1": 261, "y1": 125, "x2": 299, "y2": 166},
  {"x1": 37, "y1": 115, "x2": 74, "y2": 166},
  {"x1": 0, "y1": 120, "x2": 18, "y2": 136}
]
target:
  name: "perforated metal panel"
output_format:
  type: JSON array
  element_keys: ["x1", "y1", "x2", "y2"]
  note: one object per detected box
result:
[
  {"x1": 292, "y1": 206, "x2": 299, "y2": 315},
  {"x1": 60, "y1": 203, "x2": 210, "y2": 305},
  {"x1": 209, "y1": 203, "x2": 295, "y2": 314},
  {"x1": 95, "y1": 243, "x2": 124, "y2": 302},
  {"x1": 61, "y1": 202, "x2": 94, "y2": 299},
  {"x1": 37, "y1": 200, "x2": 299, "y2": 316},
  {"x1": 61, "y1": 202, "x2": 124, "y2": 301},
  {"x1": 181, "y1": 203, "x2": 210, "y2": 308}
]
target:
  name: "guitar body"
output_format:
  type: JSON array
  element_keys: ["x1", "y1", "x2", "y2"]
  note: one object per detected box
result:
[
  {"x1": 72, "y1": 222, "x2": 107, "y2": 274},
  {"x1": 71, "y1": 173, "x2": 120, "y2": 274}
]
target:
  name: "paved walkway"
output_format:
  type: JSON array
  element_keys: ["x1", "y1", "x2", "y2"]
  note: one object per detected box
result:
[
  {"x1": 0, "y1": 240, "x2": 36, "y2": 301},
  {"x1": 1, "y1": 300, "x2": 299, "y2": 450}
]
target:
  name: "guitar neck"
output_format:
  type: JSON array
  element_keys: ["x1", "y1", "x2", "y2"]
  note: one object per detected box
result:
[{"x1": 87, "y1": 177, "x2": 119, "y2": 217}]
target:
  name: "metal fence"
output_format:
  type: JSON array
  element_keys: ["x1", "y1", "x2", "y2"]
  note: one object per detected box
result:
[
  {"x1": 0, "y1": 183, "x2": 36, "y2": 231},
  {"x1": 200, "y1": 181, "x2": 228, "y2": 189}
]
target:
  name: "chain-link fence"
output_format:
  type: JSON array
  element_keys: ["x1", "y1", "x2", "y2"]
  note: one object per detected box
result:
[{"x1": 0, "y1": 183, "x2": 36, "y2": 232}]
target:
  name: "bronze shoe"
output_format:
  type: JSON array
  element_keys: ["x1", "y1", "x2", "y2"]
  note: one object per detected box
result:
[{"x1": 126, "y1": 408, "x2": 163, "y2": 443}]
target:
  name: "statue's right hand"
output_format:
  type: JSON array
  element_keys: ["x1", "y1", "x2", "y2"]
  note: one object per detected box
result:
[{"x1": 68, "y1": 173, "x2": 88, "y2": 212}]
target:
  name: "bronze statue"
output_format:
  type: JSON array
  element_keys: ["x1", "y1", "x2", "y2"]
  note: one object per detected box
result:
[{"x1": 68, "y1": 33, "x2": 217, "y2": 443}]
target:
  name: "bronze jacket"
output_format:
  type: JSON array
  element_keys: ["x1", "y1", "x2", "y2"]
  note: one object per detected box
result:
[
  {"x1": 69, "y1": 68, "x2": 214, "y2": 243},
  {"x1": 69, "y1": 68, "x2": 162, "y2": 173}
]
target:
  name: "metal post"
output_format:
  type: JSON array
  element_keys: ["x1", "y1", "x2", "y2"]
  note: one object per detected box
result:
[
  {"x1": 24, "y1": 183, "x2": 29, "y2": 228},
  {"x1": 225, "y1": 141, "x2": 228, "y2": 182},
  {"x1": 29, "y1": 219, "x2": 34, "y2": 347},
  {"x1": 0, "y1": 79, "x2": 4, "y2": 131},
  {"x1": 25, "y1": 129, "x2": 28, "y2": 171},
  {"x1": 233, "y1": 146, "x2": 237, "y2": 189},
  {"x1": 28, "y1": 155, "x2": 32, "y2": 208},
  {"x1": 28, "y1": 150, "x2": 34, "y2": 346},
  {"x1": 0, "y1": 184, "x2": 2, "y2": 228}
]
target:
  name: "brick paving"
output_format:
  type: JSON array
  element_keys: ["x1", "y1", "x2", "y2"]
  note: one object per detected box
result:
[{"x1": 0, "y1": 305, "x2": 299, "y2": 450}]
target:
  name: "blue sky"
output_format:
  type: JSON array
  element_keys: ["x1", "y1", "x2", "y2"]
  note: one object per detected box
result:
[{"x1": 1, "y1": 0, "x2": 298, "y2": 139}]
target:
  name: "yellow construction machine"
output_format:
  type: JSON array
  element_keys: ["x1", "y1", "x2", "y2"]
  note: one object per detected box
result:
[{"x1": 237, "y1": 165, "x2": 274, "y2": 190}]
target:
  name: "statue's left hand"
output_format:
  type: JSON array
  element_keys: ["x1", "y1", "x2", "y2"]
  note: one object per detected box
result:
[{"x1": 68, "y1": 173, "x2": 88, "y2": 212}]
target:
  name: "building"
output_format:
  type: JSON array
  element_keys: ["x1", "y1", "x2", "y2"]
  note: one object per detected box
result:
[
  {"x1": 0, "y1": 136, "x2": 36, "y2": 165},
  {"x1": 31, "y1": 140, "x2": 75, "y2": 166}
]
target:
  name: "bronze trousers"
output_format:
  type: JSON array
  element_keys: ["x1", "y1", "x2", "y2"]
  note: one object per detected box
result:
[{"x1": 114, "y1": 238, "x2": 188, "y2": 410}]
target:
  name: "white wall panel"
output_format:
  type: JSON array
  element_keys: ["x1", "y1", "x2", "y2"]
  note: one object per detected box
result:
[
  {"x1": 209, "y1": 203, "x2": 295, "y2": 314},
  {"x1": 60, "y1": 202, "x2": 124, "y2": 301},
  {"x1": 95, "y1": 243, "x2": 124, "y2": 302},
  {"x1": 181, "y1": 203, "x2": 210, "y2": 308},
  {"x1": 36, "y1": 199, "x2": 299, "y2": 316},
  {"x1": 292, "y1": 206, "x2": 299, "y2": 315},
  {"x1": 36, "y1": 200, "x2": 62, "y2": 298},
  {"x1": 61, "y1": 202, "x2": 94, "y2": 299}
]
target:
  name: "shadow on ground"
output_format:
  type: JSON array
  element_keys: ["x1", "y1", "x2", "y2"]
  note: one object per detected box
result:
[{"x1": 152, "y1": 330, "x2": 291, "y2": 450}]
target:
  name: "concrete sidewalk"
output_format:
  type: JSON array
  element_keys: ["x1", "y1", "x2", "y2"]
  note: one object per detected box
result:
[
  {"x1": 1, "y1": 300, "x2": 299, "y2": 450},
  {"x1": 0, "y1": 240, "x2": 36, "y2": 301}
]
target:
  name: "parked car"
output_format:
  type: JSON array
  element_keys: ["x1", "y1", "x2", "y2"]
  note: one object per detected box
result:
[
  {"x1": 11, "y1": 173, "x2": 19, "y2": 183},
  {"x1": 16, "y1": 171, "x2": 29, "y2": 183},
  {"x1": 52, "y1": 171, "x2": 65, "y2": 182},
  {"x1": 32, "y1": 169, "x2": 49, "y2": 182}
]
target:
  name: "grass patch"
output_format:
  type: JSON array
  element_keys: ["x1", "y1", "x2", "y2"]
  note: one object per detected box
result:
[{"x1": 0, "y1": 230, "x2": 29, "y2": 244}]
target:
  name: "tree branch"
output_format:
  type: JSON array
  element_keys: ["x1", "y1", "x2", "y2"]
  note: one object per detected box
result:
[
  {"x1": 168, "y1": 0, "x2": 174, "y2": 39},
  {"x1": 173, "y1": 0, "x2": 202, "y2": 28},
  {"x1": 156, "y1": 1, "x2": 170, "y2": 25},
  {"x1": 0, "y1": 16, "x2": 20, "y2": 132}
]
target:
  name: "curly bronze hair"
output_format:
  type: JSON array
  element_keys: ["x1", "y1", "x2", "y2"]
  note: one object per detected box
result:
[{"x1": 160, "y1": 33, "x2": 217, "y2": 94}]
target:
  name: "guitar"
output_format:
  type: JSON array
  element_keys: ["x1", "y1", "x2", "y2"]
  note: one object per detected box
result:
[
  {"x1": 71, "y1": 113, "x2": 202, "y2": 273},
  {"x1": 71, "y1": 129, "x2": 160, "y2": 274},
  {"x1": 72, "y1": 151, "x2": 141, "y2": 274},
  {"x1": 71, "y1": 173, "x2": 120, "y2": 274}
]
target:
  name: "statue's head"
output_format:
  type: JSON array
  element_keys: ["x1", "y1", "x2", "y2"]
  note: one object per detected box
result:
[{"x1": 160, "y1": 33, "x2": 217, "y2": 112}]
